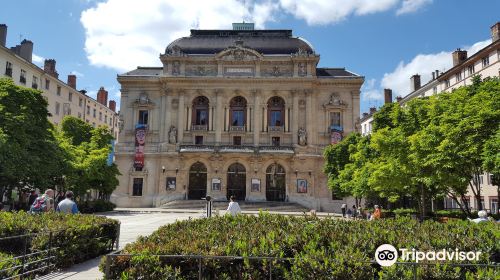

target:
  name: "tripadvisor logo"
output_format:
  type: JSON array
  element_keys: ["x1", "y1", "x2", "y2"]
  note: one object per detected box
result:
[{"x1": 375, "y1": 244, "x2": 482, "y2": 267}]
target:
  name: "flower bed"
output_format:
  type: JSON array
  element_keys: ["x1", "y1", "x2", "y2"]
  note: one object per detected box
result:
[
  {"x1": 0, "y1": 211, "x2": 119, "y2": 278},
  {"x1": 101, "y1": 214, "x2": 499, "y2": 279}
]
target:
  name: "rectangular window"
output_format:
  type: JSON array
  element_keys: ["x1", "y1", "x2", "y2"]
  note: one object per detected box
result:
[
  {"x1": 233, "y1": 136, "x2": 241, "y2": 146},
  {"x1": 195, "y1": 136, "x2": 203, "y2": 145},
  {"x1": 433, "y1": 86, "x2": 437, "y2": 94},
  {"x1": 270, "y1": 111, "x2": 282, "y2": 126},
  {"x1": 93, "y1": 108, "x2": 96, "y2": 118},
  {"x1": 272, "y1": 137, "x2": 280, "y2": 147},
  {"x1": 78, "y1": 112, "x2": 82, "y2": 118},
  {"x1": 57, "y1": 86, "x2": 61, "y2": 96},
  {"x1": 482, "y1": 56, "x2": 489, "y2": 67},
  {"x1": 20, "y1": 69, "x2": 26, "y2": 84},
  {"x1": 330, "y1": 112, "x2": 341, "y2": 130},
  {"x1": 138, "y1": 110, "x2": 149, "y2": 125},
  {"x1": 231, "y1": 111, "x2": 244, "y2": 126},
  {"x1": 105, "y1": 115, "x2": 107, "y2": 123},
  {"x1": 87, "y1": 105, "x2": 90, "y2": 114},
  {"x1": 491, "y1": 198, "x2": 498, "y2": 214},
  {"x1": 132, "y1": 178, "x2": 143, "y2": 196},
  {"x1": 445, "y1": 79, "x2": 450, "y2": 88},
  {"x1": 79, "y1": 97, "x2": 83, "y2": 107},
  {"x1": 195, "y1": 109, "x2": 207, "y2": 125},
  {"x1": 480, "y1": 175, "x2": 484, "y2": 185},
  {"x1": 55, "y1": 102, "x2": 60, "y2": 115},
  {"x1": 68, "y1": 92, "x2": 73, "y2": 102},
  {"x1": 32, "y1": 76, "x2": 38, "y2": 89},
  {"x1": 5, "y1": 61, "x2": 12, "y2": 77},
  {"x1": 45, "y1": 79, "x2": 50, "y2": 90},
  {"x1": 455, "y1": 72, "x2": 462, "y2": 82},
  {"x1": 99, "y1": 112, "x2": 102, "y2": 121},
  {"x1": 467, "y1": 65, "x2": 475, "y2": 76}
]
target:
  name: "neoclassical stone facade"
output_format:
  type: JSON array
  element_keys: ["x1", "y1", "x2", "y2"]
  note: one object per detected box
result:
[{"x1": 112, "y1": 26, "x2": 363, "y2": 211}]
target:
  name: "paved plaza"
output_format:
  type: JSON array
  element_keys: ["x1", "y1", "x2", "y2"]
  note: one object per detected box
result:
[{"x1": 40, "y1": 212, "x2": 197, "y2": 280}]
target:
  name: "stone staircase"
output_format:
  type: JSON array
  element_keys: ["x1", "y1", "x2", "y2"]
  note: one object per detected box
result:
[{"x1": 160, "y1": 200, "x2": 310, "y2": 212}]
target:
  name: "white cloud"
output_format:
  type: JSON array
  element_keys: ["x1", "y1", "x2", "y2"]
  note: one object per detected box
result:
[
  {"x1": 361, "y1": 78, "x2": 384, "y2": 101},
  {"x1": 80, "y1": 0, "x2": 433, "y2": 71},
  {"x1": 396, "y1": 0, "x2": 432, "y2": 15},
  {"x1": 32, "y1": 53, "x2": 44, "y2": 63},
  {"x1": 70, "y1": 70, "x2": 84, "y2": 78},
  {"x1": 381, "y1": 39, "x2": 491, "y2": 96},
  {"x1": 278, "y1": 0, "x2": 399, "y2": 25},
  {"x1": 80, "y1": 0, "x2": 278, "y2": 72}
]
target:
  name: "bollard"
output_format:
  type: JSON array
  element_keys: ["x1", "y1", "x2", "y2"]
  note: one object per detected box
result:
[{"x1": 205, "y1": 195, "x2": 212, "y2": 218}]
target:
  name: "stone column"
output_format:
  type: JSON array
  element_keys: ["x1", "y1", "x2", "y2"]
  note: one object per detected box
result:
[
  {"x1": 306, "y1": 89, "x2": 314, "y2": 145},
  {"x1": 187, "y1": 106, "x2": 192, "y2": 131},
  {"x1": 292, "y1": 90, "x2": 299, "y2": 145},
  {"x1": 209, "y1": 106, "x2": 214, "y2": 131},
  {"x1": 351, "y1": 90, "x2": 360, "y2": 133},
  {"x1": 252, "y1": 90, "x2": 261, "y2": 146},
  {"x1": 159, "y1": 92, "x2": 166, "y2": 142},
  {"x1": 215, "y1": 89, "x2": 223, "y2": 144},
  {"x1": 177, "y1": 91, "x2": 185, "y2": 143}
]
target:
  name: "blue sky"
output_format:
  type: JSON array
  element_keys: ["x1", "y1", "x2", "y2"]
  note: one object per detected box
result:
[{"x1": 1, "y1": 0, "x2": 498, "y2": 114}]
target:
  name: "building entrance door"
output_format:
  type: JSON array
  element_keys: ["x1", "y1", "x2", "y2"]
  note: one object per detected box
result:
[
  {"x1": 188, "y1": 162, "x2": 207, "y2": 199},
  {"x1": 227, "y1": 163, "x2": 246, "y2": 200},
  {"x1": 266, "y1": 163, "x2": 286, "y2": 201}
]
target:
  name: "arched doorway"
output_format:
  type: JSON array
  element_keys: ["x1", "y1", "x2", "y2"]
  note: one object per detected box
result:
[
  {"x1": 227, "y1": 163, "x2": 246, "y2": 200},
  {"x1": 266, "y1": 163, "x2": 286, "y2": 201},
  {"x1": 188, "y1": 162, "x2": 207, "y2": 199}
]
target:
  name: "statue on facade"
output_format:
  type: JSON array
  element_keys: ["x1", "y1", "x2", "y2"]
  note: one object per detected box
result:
[
  {"x1": 172, "y1": 61, "x2": 180, "y2": 76},
  {"x1": 168, "y1": 125, "x2": 177, "y2": 144},
  {"x1": 298, "y1": 127, "x2": 307, "y2": 146},
  {"x1": 298, "y1": 62, "x2": 307, "y2": 76},
  {"x1": 328, "y1": 94, "x2": 342, "y2": 105}
]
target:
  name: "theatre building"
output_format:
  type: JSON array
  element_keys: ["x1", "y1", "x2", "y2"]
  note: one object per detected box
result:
[{"x1": 112, "y1": 23, "x2": 363, "y2": 211}]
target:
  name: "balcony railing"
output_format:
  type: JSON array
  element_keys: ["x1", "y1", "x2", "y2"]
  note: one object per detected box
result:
[
  {"x1": 229, "y1": 125, "x2": 245, "y2": 132},
  {"x1": 268, "y1": 126, "x2": 284, "y2": 132},
  {"x1": 191, "y1": 124, "x2": 208, "y2": 131},
  {"x1": 179, "y1": 144, "x2": 294, "y2": 154}
]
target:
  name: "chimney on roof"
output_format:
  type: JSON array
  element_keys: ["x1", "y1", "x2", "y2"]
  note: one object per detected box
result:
[
  {"x1": 97, "y1": 87, "x2": 108, "y2": 106},
  {"x1": 19, "y1": 39, "x2": 33, "y2": 62},
  {"x1": 384, "y1": 88, "x2": 393, "y2": 104},
  {"x1": 67, "y1": 74, "x2": 77, "y2": 89},
  {"x1": 369, "y1": 107, "x2": 376, "y2": 114},
  {"x1": 0, "y1": 24, "x2": 7, "y2": 47},
  {"x1": 109, "y1": 100, "x2": 116, "y2": 112},
  {"x1": 411, "y1": 74, "x2": 421, "y2": 92},
  {"x1": 362, "y1": 112, "x2": 369, "y2": 118},
  {"x1": 44, "y1": 59, "x2": 59, "y2": 78},
  {"x1": 396, "y1": 96, "x2": 403, "y2": 102},
  {"x1": 452, "y1": 48, "x2": 467, "y2": 66},
  {"x1": 491, "y1": 22, "x2": 500, "y2": 41}
]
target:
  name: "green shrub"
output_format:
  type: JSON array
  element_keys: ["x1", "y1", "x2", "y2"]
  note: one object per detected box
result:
[
  {"x1": 392, "y1": 208, "x2": 418, "y2": 217},
  {"x1": 101, "y1": 214, "x2": 499, "y2": 279},
  {"x1": 0, "y1": 211, "x2": 119, "y2": 278},
  {"x1": 79, "y1": 200, "x2": 116, "y2": 213}
]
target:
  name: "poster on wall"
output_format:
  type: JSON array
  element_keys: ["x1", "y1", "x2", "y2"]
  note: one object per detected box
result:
[
  {"x1": 166, "y1": 177, "x2": 176, "y2": 191},
  {"x1": 251, "y1": 178, "x2": 260, "y2": 192},
  {"x1": 330, "y1": 130, "x2": 343, "y2": 145},
  {"x1": 297, "y1": 179, "x2": 308, "y2": 193},
  {"x1": 134, "y1": 124, "x2": 147, "y2": 169},
  {"x1": 212, "y1": 178, "x2": 221, "y2": 191}
]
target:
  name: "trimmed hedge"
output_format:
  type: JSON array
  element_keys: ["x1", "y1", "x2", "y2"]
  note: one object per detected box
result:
[
  {"x1": 79, "y1": 200, "x2": 116, "y2": 213},
  {"x1": 0, "y1": 211, "x2": 119, "y2": 279},
  {"x1": 101, "y1": 214, "x2": 499, "y2": 279}
]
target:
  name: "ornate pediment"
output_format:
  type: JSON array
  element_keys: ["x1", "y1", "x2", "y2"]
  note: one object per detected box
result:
[
  {"x1": 216, "y1": 45, "x2": 262, "y2": 61},
  {"x1": 132, "y1": 93, "x2": 156, "y2": 108},
  {"x1": 323, "y1": 93, "x2": 348, "y2": 109},
  {"x1": 165, "y1": 45, "x2": 187, "y2": 57}
]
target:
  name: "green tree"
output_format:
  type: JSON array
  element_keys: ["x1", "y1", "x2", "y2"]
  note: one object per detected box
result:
[
  {"x1": 0, "y1": 78, "x2": 68, "y2": 201},
  {"x1": 60, "y1": 116, "x2": 93, "y2": 145}
]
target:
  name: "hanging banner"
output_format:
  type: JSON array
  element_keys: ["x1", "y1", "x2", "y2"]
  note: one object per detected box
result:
[
  {"x1": 330, "y1": 129, "x2": 343, "y2": 145},
  {"x1": 134, "y1": 124, "x2": 146, "y2": 169}
]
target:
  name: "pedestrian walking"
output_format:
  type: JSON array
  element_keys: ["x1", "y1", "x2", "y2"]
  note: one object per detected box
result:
[
  {"x1": 56, "y1": 191, "x2": 79, "y2": 214},
  {"x1": 341, "y1": 203, "x2": 347, "y2": 218},
  {"x1": 371, "y1": 205, "x2": 382, "y2": 220},
  {"x1": 226, "y1": 195, "x2": 241, "y2": 216}
]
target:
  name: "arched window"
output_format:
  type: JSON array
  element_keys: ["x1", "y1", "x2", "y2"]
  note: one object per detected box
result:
[
  {"x1": 230, "y1": 96, "x2": 247, "y2": 129},
  {"x1": 192, "y1": 96, "x2": 209, "y2": 129},
  {"x1": 267, "y1": 96, "x2": 285, "y2": 127}
]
